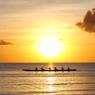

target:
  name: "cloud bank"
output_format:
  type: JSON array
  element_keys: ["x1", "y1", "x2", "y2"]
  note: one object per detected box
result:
[
  {"x1": 0, "y1": 40, "x2": 13, "y2": 45},
  {"x1": 76, "y1": 8, "x2": 95, "y2": 33}
]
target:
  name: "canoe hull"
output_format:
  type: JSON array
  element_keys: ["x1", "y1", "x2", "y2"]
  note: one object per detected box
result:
[{"x1": 22, "y1": 69, "x2": 76, "y2": 72}]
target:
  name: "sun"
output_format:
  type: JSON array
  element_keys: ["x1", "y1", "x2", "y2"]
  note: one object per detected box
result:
[{"x1": 39, "y1": 38, "x2": 62, "y2": 58}]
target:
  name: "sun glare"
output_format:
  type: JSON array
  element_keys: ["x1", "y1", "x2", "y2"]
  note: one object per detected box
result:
[{"x1": 39, "y1": 38, "x2": 62, "y2": 58}]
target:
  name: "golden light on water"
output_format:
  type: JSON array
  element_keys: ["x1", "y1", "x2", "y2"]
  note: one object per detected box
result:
[
  {"x1": 39, "y1": 37, "x2": 62, "y2": 58},
  {"x1": 48, "y1": 77, "x2": 54, "y2": 84},
  {"x1": 48, "y1": 86, "x2": 54, "y2": 92},
  {"x1": 47, "y1": 77, "x2": 56, "y2": 92}
]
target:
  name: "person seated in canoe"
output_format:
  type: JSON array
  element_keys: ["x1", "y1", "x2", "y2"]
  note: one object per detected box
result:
[
  {"x1": 62, "y1": 67, "x2": 64, "y2": 71},
  {"x1": 54, "y1": 67, "x2": 58, "y2": 71},
  {"x1": 41, "y1": 67, "x2": 44, "y2": 71},
  {"x1": 35, "y1": 67, "x2": 38, "y2": 71},
  {"x1": 68, "y1": 67, "x2": 70, "y2": 71},
  {"x1": 49, "y1": 67, "x2": 51, "y2": 71}
]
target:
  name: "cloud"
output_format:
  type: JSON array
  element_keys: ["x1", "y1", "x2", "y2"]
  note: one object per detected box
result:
[
  {"x1": 0, "y1": 40, "x2": 13, "y2": 45},
  {"x1": 76, "y1": 8, "x2": 95, "y2": 33}
]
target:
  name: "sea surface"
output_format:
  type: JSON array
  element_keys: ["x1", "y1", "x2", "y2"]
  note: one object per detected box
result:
[{"x1": 0, "y1": 63, "x2": 95, "y2": 95}]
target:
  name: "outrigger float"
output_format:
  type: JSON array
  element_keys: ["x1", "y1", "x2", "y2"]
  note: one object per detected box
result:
[{"x1": 22, "y1": 67, "x2": 77, "y2": 72}]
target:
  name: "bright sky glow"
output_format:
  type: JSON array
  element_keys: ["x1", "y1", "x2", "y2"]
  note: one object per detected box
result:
[{"x1": 0, "y1": 0, "x2": 95, "y2": 63}]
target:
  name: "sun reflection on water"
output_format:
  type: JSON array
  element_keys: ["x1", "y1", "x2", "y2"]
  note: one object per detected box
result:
[
  {"x1": 47, "y1": 77, "x2": 56, "y2": 92},
  {"x1": 48, "y1": 86, "x2": 54, "y2": 92},
  {"x1": 48, "y1": 77, "x2": 54, "y2": 84}
]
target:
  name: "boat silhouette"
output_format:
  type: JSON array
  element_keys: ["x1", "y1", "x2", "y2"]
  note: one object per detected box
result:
[{"x1": 22, "y1": 67, "x2": 76, "y2": 72}]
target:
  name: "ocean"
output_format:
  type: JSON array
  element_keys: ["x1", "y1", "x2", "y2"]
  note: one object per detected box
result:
[{"x1": 0, "y1": 63, "x2": 95, "y2": 95}]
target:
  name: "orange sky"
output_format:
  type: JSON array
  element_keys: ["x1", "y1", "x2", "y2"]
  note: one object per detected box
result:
[{"x1": 0, "y1": 0, "x2": 95, "y2": 63}]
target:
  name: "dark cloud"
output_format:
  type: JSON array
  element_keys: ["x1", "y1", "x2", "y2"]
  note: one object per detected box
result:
[
  {"x1": 76, "y1": 8, "x2": 95, "y2": 33},
  {"x1": 0, "y1": 40, "x2": 13, "y2": 45}
]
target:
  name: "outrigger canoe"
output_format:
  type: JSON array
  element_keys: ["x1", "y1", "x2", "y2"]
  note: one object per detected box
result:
[{"x1": 22, "y1": 69, "x2": 76, "y2": 72}]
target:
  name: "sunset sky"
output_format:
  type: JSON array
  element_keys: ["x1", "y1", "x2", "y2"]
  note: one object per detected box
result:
[{"x1": 0, "y1": 0, "x2": 95, "y2": 63}]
